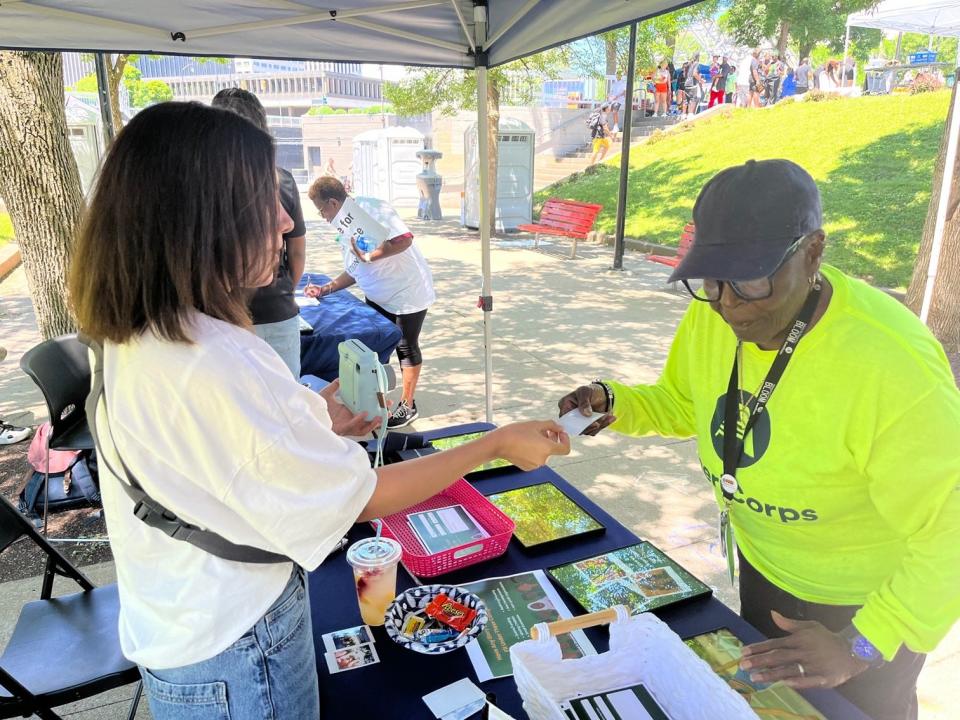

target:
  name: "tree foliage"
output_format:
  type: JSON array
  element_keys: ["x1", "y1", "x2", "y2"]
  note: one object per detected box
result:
[
  {"x1": 570, "y1": 3, "x2": 722, "y2": 78},
  {"x1": 72, "y1": 65, "x2": 172, "y2": 108},
  {"x1": 723, "y1": 0, "x2": 879, "y2": 58}
]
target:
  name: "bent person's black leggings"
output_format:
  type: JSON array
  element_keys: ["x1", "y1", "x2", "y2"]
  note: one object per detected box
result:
[{"x1": 365, "y1": 298, "x2": 427, "y2": 367}]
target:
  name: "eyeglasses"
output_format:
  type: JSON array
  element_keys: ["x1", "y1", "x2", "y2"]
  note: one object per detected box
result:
[{"x1": 682, "y1": 236, "x2": 805, "y2": 303}]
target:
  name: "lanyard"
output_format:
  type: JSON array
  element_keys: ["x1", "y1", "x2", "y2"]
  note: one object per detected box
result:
[{"x1": 719, "y1": 281, "x2": 823, "y2": 502}]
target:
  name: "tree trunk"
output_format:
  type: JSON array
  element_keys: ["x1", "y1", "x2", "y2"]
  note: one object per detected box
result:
[
  {"x1": 605, "y1": 34, "x2": 618, "y2": 76},
  {"x1": 799, "y1": 42, "x2": 814, "y2": 61},
  {"x1": 777, "y1": 21, "x2": 791, "y2": 57},
  {"x1": 486, "y1": 78, "x2": 500, "y2": 236},
  {"x1": 107, "y1": 54, "x2": 128, "y2": 130},
  {"x1": 0, "y1": 51, "x2": 83, "y2": 338},
  {"x1": 906, "y1": 81, "x2": 960, "y2": 354}
]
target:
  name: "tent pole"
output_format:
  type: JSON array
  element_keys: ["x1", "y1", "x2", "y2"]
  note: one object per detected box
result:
[
  {"x1": 477, "y1": 62, "x2": 494, "y2": 423},
  {"x1": 94, "y1": 53, "x2": 116, "y2": 145},
  {"x1": 613, "y1": 22, "x2": 638, "y2": 271},
  {"x1": 920, "y1": 68, "x2": 960, "y2": 324}
]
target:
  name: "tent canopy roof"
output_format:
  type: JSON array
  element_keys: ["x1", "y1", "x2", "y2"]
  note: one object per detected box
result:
[
  {"x1": 1, "y1": 0, "x2": 686, "y2": 68},
  {"x1": 847, "y1": 0, "x2": 960, "y2": 38}
]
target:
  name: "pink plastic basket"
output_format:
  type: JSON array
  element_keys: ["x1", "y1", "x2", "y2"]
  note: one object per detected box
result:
[{"x1": 378, "y1": 478, "x2": 515, "y2": 578}]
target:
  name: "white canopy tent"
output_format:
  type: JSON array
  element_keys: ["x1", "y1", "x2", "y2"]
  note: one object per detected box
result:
[
  {"x1": 1, "y1": 0, "x2": 689, "y2": 421},
  {"x1": 846, "y1": 0, "x2": 960, "y2": 326},
  {"x1": 847, "y1": 0, "x2": 960, "y2": 37}
]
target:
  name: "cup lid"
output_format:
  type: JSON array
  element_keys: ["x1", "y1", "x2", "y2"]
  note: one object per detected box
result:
[{"x1": 346, "y1": 537, "x2": 402, "y2": 568}]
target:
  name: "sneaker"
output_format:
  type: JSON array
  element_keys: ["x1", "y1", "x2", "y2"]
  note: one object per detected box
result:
[
  {"x1": 387, "y1": 400, "x2": 419, "y2": 430},
  {"x1": 0, "y1": 421, "x2": 32, "y2": 445}
]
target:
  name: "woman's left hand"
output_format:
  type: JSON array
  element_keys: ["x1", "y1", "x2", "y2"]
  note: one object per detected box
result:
[
  {"x1": 319, "y1": 380, "x2": 384, "y2": 437},
  {"x1": 739, "y1": 611, "x2": 871, "y2": 689},
  {"x1": 348, "y1": 237, "x2": 367, "y2": 262}
]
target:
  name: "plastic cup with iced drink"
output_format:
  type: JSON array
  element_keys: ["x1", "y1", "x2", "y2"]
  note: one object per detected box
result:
[{"x1": 346, "y1": 536, "x2": 402, "y2": 626}]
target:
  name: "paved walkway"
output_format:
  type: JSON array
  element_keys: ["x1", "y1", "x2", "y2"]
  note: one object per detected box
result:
[{"x1": 0, "y1": 214, "x2": 956, "y2": 718}]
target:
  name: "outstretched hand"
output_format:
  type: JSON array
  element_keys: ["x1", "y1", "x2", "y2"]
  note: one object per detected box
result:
[
  {"x1": 319, "y1": 380, "x2": 384, "y2": 437},
  {"x1": 490, "y1": 420, "x2": 571, "y2": 470},
  {"x1": 740, "y1": 611, "x2": 871, "y2": 690},
  {"x1": 557, "y1": 384, "x2": 616, "y2": 436}
]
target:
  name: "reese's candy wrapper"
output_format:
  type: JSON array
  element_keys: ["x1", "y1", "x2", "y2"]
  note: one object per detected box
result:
[{"x1": 424, "y1": 593, "x2": 477, "y2": 632}]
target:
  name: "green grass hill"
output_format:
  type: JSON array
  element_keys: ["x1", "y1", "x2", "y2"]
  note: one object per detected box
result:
[{"x1": 535, "y1": 91, "x2": 949, "y2": 289}]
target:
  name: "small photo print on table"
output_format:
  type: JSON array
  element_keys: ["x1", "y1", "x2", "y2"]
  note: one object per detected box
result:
[
  {"x1": 321, "y1": 624, "x2": 375, "y2": 653},
  {"x1": 324, "y1": 643, "x2": 380, "y2": 674}
]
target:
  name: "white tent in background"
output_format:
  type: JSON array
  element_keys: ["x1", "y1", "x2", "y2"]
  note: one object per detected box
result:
[
  {"x1": 846, "y1": 0, "x2": 960, "y2": 325},
  {"x1": 847, "y1": 0, "x2": 960, "y2": 37},
  {"x1": 0, "y1": 0, "x2": 690, "y2": 422}
]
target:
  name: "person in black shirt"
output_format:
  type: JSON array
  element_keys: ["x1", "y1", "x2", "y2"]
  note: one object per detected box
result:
[{"x1": 212, "y1": 89, "x2": 307, "y2": 379}]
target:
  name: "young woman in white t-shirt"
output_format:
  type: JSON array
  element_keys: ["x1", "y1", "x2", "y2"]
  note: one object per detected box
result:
[
  {"x1": 305, "y1": 176, "x2": 435, "y2": 430},
  {"x1": 68, "y1": 102, "x2": 570, "y2": 720}
]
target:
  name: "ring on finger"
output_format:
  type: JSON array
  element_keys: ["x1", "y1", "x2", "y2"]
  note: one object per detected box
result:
[{"x1": 797, "y1": 662, "x2": 806, "y2": 677}]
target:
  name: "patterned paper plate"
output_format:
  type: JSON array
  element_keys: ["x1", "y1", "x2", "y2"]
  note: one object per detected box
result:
[{"x1": 384, "y1": 584, "x2": 487, "y2": 655}]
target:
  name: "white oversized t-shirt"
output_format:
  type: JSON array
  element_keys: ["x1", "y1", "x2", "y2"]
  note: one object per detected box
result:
[
  {"x1": 96, "y1": 313, "x2": 377, "y2": 669},
  {"x1": 341, "y1": 196, "x2": 436, "y2": 315}
]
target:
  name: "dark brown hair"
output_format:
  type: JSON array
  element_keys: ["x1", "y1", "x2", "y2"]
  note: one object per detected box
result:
[
  {"x1": 308, "y1": 175, "x2": 347, "y2": 205},
  {"x1": 211, "y1": 87, "x2": 268, "y2": 131},
  {"x1": 69, "y1": 101, "x2": 278, "y2": 343}
]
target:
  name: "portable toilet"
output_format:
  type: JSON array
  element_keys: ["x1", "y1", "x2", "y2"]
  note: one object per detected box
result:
[
  {"x1": 352, "y1": 127, "x2": 425, "y2": 207},
  {"x1": 64, "y1": 95, "x2": 103, "y2": 195},
  {"x1": 463, "y1": 117, "x2": 535, "y2": 231}
]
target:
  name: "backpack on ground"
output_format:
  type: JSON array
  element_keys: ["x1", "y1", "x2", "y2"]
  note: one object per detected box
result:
[{"x1": 17, "y1": 421, "x2": 101, "y2": 525}]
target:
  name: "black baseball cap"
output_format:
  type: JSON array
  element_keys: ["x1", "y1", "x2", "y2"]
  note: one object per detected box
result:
[{"x1": 668, "y1": 159, "x2": 822, "y2": 283}]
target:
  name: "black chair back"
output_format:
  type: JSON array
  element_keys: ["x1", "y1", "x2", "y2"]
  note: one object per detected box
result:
[
  {"x1": 0, "y1": 496, "x2": 93, "y2": 597},
  {"x1": 19, "y1": 334, "x2": 93, "y2": 451}
]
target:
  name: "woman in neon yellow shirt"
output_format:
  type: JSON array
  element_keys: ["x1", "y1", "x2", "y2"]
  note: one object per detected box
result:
[{"x1": 560, "y1": 159, "x2": 960, "y2": 720}]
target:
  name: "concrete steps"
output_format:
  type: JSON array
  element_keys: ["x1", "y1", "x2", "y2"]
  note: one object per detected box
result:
[{"x1": 533, "y1": 114, "x2": 680, "y2": 192}]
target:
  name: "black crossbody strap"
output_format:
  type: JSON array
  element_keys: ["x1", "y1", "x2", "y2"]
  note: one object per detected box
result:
[
  {"x1": 721, "y1": 282, "x2": 823, "y2": 501},
  {"x1": 80, "y1": 335, "x2": 291, "y2": 565}
]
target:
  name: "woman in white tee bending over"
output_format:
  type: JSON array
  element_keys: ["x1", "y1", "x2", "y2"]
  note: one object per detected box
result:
[
  {"x1": 68, "y1": 101, "x2": 569, "y2": 720},
  {"x1": 305, "y1": 176, "x2": 434, "y2": 430}
]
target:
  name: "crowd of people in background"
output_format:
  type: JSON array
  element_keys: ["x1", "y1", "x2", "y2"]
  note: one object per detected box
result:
[{"x1": 609, "y1": 49, "x2": 859, "y2": 122}]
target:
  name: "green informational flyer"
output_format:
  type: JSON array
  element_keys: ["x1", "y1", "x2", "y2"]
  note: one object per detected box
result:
[
  {"x1": 430, "y1": 432, "x2": 512, "y2": 472},
  {"x1": 460, "y1": 569, "x2": 595, "y2": 681},
  {"x1": 547, "y1": 542, "x2": 711, "y2": 615},
  {"x1": 684, "y1": 629, "x2": 826, "y2": 720},
  {"x1": 487, "y1": 483, "x2": 604, "y2": 549}
]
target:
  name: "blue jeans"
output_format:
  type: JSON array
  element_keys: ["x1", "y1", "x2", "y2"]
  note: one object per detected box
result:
[
  {"x1": 139, "y1": 568, "x2": 320, "y2": 719},
  {"x1": 253, "y1": 315, "x2": 302, "y2": 379}
]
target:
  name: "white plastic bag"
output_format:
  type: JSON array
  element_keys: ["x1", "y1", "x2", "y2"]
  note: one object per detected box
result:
[{"x1": 510, "y1": 607, "x2": 757, "y2": 720}]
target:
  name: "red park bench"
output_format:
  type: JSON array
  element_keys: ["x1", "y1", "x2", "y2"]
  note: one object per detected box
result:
[
  {"x1": 646, "y1": 221, "x2": 695, "y2": 270},
  {"x1": 518, "y1": 198, "x2": 604, "y2": 259}
]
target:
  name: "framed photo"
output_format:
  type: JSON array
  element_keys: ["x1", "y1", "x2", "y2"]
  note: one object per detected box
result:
[
  {"x1": 684, "y1": 628, "x2": 826, "y2": 719},
  {"x1": 425, "y1": 431, "x2": 513, "y2": 475},
  {"x1": 547, "y1": 541, "x2": 711, "y2": 615},
  {"x1": 486, "y1": 482, "x2": 605, "y2": 551}
]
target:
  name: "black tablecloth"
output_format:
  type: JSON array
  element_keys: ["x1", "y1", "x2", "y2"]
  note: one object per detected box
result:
[
  {"x1": 297, "y1": 273, "x2": 402, "y2": 381},
  {"x1": 309, "y1": 423, "x2": 870, "y2": 720}
]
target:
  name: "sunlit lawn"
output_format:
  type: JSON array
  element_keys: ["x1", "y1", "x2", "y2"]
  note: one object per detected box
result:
[{"x1": 536, "y1": 91, "x2": 949, "y2": 289}]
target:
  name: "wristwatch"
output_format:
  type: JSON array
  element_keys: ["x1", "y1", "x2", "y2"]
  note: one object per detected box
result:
[{"x1": 838, "y1": 624, "x2": 885, "y2": 667}]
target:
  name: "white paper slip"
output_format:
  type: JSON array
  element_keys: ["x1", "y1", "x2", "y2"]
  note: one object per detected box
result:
[
  {"x1": 422, "y1": 678, "x2": 486, "y2": 719},
  {"x1": 559, "y1": 409, "x2": 604, "y2": 437},
  {"x1": 295, "y1": 296, "x2": 319, "y2": 307}
]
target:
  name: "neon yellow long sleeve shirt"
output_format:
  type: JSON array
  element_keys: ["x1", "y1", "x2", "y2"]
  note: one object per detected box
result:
[{"x1": 607, "y1": 265, "x2": 960, "y2": 660}]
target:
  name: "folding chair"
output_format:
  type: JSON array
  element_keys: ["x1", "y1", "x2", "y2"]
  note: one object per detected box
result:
[
  {"x1": 0, "y1": 496, "x2": 142, "y2": 720},
  {"x1": 19, "y1": 334, "x2": 101, "y2": 539}
]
